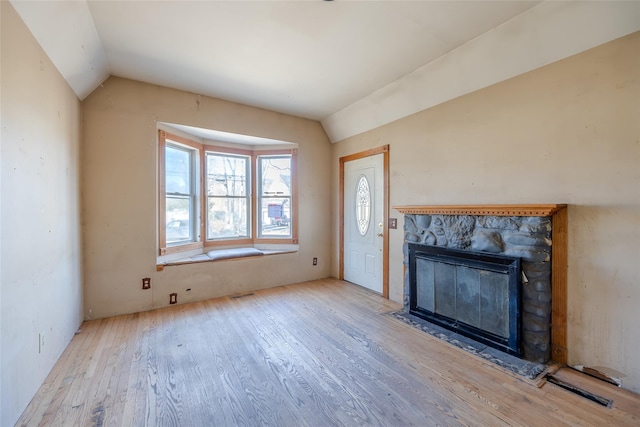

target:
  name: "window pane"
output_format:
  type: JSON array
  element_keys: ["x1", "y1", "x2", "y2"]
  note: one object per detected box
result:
[
  {"x1": 260, "y1": 157, "x2": 291, "y2": 196},
  {"x1": 166, "y1": 196, "x2": 192, "y2": 243},
  {"x1": 166, "y1": 145, "x2": 191, "y2": 194},
  {"x1": 207, "y1": 154, "x2": 247, "y2": 196},
  {"x1": 259, "y1": 197, "x2": 291, "y2": 237},
  {"x1": 207, "y1": 197, "x2": 248, "y2": 239}
]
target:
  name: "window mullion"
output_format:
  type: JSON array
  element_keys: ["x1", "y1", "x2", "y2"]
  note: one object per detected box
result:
[
  {"x1": 198, "y1": 143, "x2": 205, "y2": 246},
  {"x1": 251, "y1": 154, "x2": 257, "y2": 243},
  {"x1": 158, "y1": 131, "x2": 167, "y2": 254}
]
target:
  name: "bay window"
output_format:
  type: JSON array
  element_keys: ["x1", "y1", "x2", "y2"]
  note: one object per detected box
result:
[{"x1": 158, "y1": 129, "x2": 297, "y2": 257}]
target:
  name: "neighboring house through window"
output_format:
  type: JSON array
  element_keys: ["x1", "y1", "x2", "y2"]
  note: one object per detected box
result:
[{"x1": 258, "y1": 154, "x2": 293, "y2": 239}]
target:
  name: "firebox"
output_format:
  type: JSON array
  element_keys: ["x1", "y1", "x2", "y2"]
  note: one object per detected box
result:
[{"x1": 408, "y1": 243, "x2": 522, "y2": 357}]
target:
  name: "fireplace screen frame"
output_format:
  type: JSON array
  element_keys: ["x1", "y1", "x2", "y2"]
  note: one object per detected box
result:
[{"x1": 408, "y1": 243, "x2": 522, "y2": 357}]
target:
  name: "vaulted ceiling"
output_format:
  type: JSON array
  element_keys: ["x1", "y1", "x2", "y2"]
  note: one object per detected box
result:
[{"x1": 10, "y1": 1, "x2": 640, "y2": 142}]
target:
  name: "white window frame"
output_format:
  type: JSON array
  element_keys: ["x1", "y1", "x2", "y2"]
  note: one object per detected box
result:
[
  {"x1": 257, "y1": 154, "x2": 293, "y2": 239},
  {"x1": 205, "y1": 149, "x2": 252, "y2": 243},
  {"x1": 158, "y1": 131, "x2": 203, "y2": 256}
]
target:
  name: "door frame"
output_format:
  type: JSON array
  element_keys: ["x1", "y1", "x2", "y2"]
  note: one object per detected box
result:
[{"x1": 339, "y1": 145, "x2": 389, "y2": 298}]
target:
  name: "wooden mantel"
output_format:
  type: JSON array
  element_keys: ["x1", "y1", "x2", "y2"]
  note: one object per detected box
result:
[
  {"x1": 393, "y1": 204, "x2": 566, "y2": 217},
  {"x1": 393, "y1": 203, "x2": 569, "y2": 365}
]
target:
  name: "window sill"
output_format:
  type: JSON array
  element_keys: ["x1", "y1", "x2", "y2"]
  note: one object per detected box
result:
[{"x1": 157, "y1": 244, "x2": 298, "y2": 268}]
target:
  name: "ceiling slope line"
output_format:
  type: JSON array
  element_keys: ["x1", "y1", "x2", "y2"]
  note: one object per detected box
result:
[
  {"x1": 322, "y1": 1, "x2": 640, "y2": 143},
  {"x1": 9, "y1": 0, "x2": 109, "y2": 100}
]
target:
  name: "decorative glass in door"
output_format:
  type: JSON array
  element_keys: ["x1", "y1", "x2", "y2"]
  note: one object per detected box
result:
[{"x1": 355, "y1": 175, "x2": 371, "y2": 236}]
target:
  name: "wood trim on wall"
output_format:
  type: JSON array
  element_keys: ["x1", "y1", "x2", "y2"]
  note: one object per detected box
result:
[
  {"x1": 393, "y1": 203, "x2": 568, "y2": 365},
  {"x1": 382, "y1": 147, "x2": 390, "y2": 299},
  {"x1": 394, "y1": 204, "x2": 566, "y2": 217},
  {"x1": 158, "y1": 130, "x2": 167, "y2": 254},
  {"x1": 340, "y1": 145, "x2": 390, "y2": 298},
  {"x1": 551, "y1": 206, "x2": 568, "y2": 364},
  {"x1": 339, "y1": 160, "x2": 344, "y2": 280}
]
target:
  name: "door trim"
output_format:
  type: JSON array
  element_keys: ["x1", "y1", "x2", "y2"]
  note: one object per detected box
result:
[{"x1": 339, "y1": 145, "x2": 389, "y2": 298}]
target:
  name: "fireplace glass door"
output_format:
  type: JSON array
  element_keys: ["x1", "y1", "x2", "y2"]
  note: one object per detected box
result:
[{"x1": 409, "y1": 244, "x2": 522, "y2": 356}]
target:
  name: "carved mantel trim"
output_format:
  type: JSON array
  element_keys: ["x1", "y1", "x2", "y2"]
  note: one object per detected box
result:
[
  {"x1": 393, "y1": 204, "x2": 567, "y2": 217},
  {"x1": 394, "y1": 203, "x2": 569, "y2": 365}
]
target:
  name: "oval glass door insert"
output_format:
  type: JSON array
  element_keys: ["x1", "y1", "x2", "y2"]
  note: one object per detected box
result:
[{"x1": 355, "y1": 175, "x2": 371, "y2": 236}]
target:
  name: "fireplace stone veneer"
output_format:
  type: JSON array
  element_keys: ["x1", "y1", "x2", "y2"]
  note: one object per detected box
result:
[{"x1": 394, "y1": 205, "x2": 567, "y2": 364}]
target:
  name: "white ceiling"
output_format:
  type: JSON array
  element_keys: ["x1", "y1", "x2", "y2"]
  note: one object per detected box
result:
[
  {"x1": 162, "y1": 122, "x2": 297, "y2": 147},
  {"x1": 9, "y1": 1, "x2": 640, "y2": 142}
]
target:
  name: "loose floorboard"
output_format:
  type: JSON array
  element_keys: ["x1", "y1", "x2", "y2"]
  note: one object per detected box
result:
[{"x1": 16, "y1": 279, "x2": 640, "y2": 426}]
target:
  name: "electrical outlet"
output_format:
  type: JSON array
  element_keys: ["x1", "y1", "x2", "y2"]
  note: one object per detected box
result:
[
  {"x1": 169, "y1": 293, "x2": 177, "y2": 304},
  {"x1": 142, "y1": 277, "x2": 151, "y2": 290},
  {"x1": 38, "y1": 331, "x2": 45, "y2": 353},
  {"x1": 389, "y1": 218, "x2": 398, "y2": 229},
  {"x1": 313, "y1": 257, "x2": 318, "y2": 266}
]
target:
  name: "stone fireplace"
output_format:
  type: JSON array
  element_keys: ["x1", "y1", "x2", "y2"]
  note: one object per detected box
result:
[{"x1": 394, "y1": 205, "x2": 567, "y2": 364}]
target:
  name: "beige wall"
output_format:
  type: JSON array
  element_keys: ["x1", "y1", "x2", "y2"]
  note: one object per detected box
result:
[
  {"x1": 81, "y1": 77, "x2": 332, "y2": 320},
  {"x1": 2, "y1": 2, "x2": 638, "y2": 422},
  {"x1": 0, "y1": 2, "x2": 83, "y2": 425},
  {"x1": 332, "y1": 32, "x2": 640, "y2": 393}
]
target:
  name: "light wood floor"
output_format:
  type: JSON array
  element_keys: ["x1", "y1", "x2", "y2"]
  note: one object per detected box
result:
[{"x1": 17, "y1": 279, "x2": 640, "y2": 426}]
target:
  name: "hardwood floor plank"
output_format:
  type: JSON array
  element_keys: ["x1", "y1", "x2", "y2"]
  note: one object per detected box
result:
[
  {"x1": 280, "y1": 283, "x2": 499, "y2": 425},
  {"x1": 16, "y1": 323, "x2": 89, "y2": 426},
  {"x1": 257, "y1": 290, "x2": 433, "y2": 425},
  {"x1": 241, "y1": 292, "x2": 359, "y2": 425},
  {"x1": 235, "y1": 291, "x2": 375, "y2": 425},
  {"x1": 16, "y1": 278, "x2": 640, "y2": 427}
]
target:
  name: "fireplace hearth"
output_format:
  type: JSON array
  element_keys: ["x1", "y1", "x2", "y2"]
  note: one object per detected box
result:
[{"x1": 394, "y1": 204, "x2": 567, "y2": 364}]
